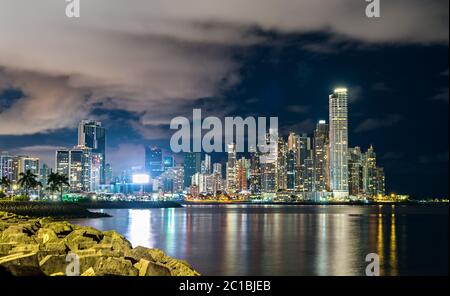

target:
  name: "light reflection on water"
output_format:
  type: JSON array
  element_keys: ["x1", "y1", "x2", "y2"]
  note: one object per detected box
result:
[{"x1": 69, "y1": 205, "x2": 448, "y2": 276}]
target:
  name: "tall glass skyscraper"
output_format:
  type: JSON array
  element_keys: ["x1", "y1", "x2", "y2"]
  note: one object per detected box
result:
[
  {"x1": 184, "y1": 152, "x2": 201, "y2": 188},
  {"x1": 329, "y1": 88, "x2": 349, "y2": 198},
  {"x1": 78, "y1": 120, "x2": 106, "y2": 184},
  {"x1": 145, "y1": 146, "x2": 163, "y2": 178}
]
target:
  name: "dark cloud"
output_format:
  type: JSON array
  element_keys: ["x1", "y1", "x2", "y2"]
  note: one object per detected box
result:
[{"x1": 355, "y1": 114, "x2": 403, "y2": 133}]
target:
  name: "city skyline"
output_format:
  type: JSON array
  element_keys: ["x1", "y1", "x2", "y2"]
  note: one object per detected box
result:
[{"x1": 1, "y1": 88, "x2": 390, "y2": 201}]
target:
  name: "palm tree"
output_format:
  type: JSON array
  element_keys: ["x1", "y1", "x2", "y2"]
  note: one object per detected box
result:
[
  {"x1": 47, "y1": 172, "x2": 70, "y2": 202},
  {"x1": 0, "y1": 177, "x2": 11, "y2": 199},
  {"x1": 1, "y1": 177, "x2": 11, "y2": 191},
  {"x1": 17, "y1": 170, "x2": 41, "y2": 198}
]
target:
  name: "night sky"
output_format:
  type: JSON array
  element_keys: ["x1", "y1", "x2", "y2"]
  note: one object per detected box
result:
[{"x1": 0, "y1": 1, "x2": 448, "y2": 198}]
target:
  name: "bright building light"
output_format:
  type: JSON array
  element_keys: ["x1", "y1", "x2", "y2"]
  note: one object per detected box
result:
[{"x1": 132, "y1": 174, "x2": 150, "y2": 184}]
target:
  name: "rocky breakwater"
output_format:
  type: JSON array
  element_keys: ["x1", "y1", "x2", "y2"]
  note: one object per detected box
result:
[{"x1": 0, "y1": 211, "x2": 200, "y2": 276}]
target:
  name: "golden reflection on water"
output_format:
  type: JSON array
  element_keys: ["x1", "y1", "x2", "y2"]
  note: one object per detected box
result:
[{"x1": 390, "y1": 206, "x2": 398, "y2": 276}]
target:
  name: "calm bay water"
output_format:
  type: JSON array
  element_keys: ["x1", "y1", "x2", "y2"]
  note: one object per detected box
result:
[{"x1": 69, "y1": 204, "x2": 448, "y2": 276}]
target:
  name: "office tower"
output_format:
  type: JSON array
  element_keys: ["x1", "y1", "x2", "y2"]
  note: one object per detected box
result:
[
  {"x1": 90, "y1": 153, "x2": 102, "y2": 191},
  {"x1": 286, "y1": 150, "x2": 297, "y2": 190},
  {"x1": 303, "y1": 156, "x2": 314, "y2": 192},
  {"x1": 363, "y1": 145, "x2": 385, "y2": 197},
  {"x1": 276, "y1": 137, "x2": 287, "y2": 191},
  {"x1": 184, "y1": 152, "x2": 201, "y2": 188},
  {"x1": 105, "y1": 163, "x2": 113, "y2": 185},
  {"x1": 298, "y1": 134, "x2": 312, "y2": 192},
  {"x1": 14, "y1": 156, "x2": 40, "y2": 178},
  {"x1": 348, "y1": 147, "x2": 364, "y2": 196},
  {"x1": 213, "y1": 163, "x2": 222, "y2": 176},
  {"x1": 236, "y1": 157, "x2": 249, "y2": 192},
  {"x1": 145, "y1": 146, "x2": 163, "y2": 179},
  {"x1": 56, "y1": 147, "x2": 92, "y2": 192},
  {"x1": 191, "y1": 172, "x2": 209, "y2": 194},
  {"x1": 203, "y1": 154, "x2": 211, "y2": 174},
  {"x1": 40, "y1": 164, "x2": 52, "y2": 188},
  {"x1": 226, "y1": 143, "x2": 237, "y2": 193},
  {"x1": 163, "y1": 155, "x2": 174, "y2": 171},
  {"x1": 171, "y1": 166, "x2": 185, "y2": 193},
  {"x1": 375, "y1": 167, "x2": 386, "y2": 196},
  {"x1": 288, "y1": 132, "x2": 299, "y2": 152},
  {"x1": 0, "y1": 153, "x2": 14, "y2": 181},
  {"x1": 260, "y1": 131, "x2": 278, "y2": 193},
  {"x1": 249, "y1": 151, "x2": 261, "y2": 193},
  {"x1": 313, "y1": 120, "x2": 329, "y2": 192},
  {"x1": 329, "y1": 88, "x2": 349, "y2": 198},
  {"x1": 78, "y1": 120, "x2": 106, "y2": 184}
]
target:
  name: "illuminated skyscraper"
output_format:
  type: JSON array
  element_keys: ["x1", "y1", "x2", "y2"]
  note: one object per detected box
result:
[
  {"x1": 78, "y1": 120, "x2": 106, "y2": 184},
  {"x1": 236, "y1": 157, "x2": 250, "y2": 192},
  {"x1": 145, "y1": 146, "x2": 163, "y2": 179},
  {"x1": 298, "y1": 134, "x2": 312, "y2": 192},
  {"x1": 226, "y1": 143, "x2": 237, "y2": 193},
  {"x1": 249, "y1": 151, "x2": 261, "y2": 193},
  {"x1": 184, "y1": 152, "x2": 201, "y2": 188},
  {"x1": 276, "y1": 137, "x2": 287, "y2": 191},
  {"x1": 348, "y1": 146, "x2": 364, "y2": 196},
  {"x1": 0, "y1": 153, "x2": 14, "y2": 181},
  {"x1": 313, "y1": 120, "x2": 329, "y2": 192},
  {"x1": 329, "y1": 88, "x2": 349, "y2": 198},
  {"x1": 260, "y1": 131, "x2": 278, "y2": 193},
  {"x1": 56, "y1": 146, "x2": 92, "y2": 192}
]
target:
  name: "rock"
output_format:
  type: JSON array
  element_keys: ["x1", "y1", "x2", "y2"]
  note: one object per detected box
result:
[
  {"x1": 77, "y1": 254, "x2": 105, "y2": 274},
  {"x1": 0, "y1": 252, "x2": 44, "y2": 276},
  {"x1": 41, "y1": 222, "x2": 73, "y2": 237},
  {"x1": 81, "y1": 267, "x2": 96, "y2": 276},
  {"x1": 94, "y1": 257, "x2": 138, "y2": 276},
  {"x1": 9, "y1": 243, "x2": 40, "y2": 254},
  {"x1": 39, "y1": 254, "x2": 67, "y2": 275},
  {"x1": 36, "y1": 228, "x2": 59, "y2": 245},
  {"x1": 135, "y1": 258, "x2": 171, "y2": 276},
  {"x1": 0, "y1": 242, "x2": 16, "y2": 255},
  {"x1": 102, "y1": 230, "x2": 132, "y2": 254}
]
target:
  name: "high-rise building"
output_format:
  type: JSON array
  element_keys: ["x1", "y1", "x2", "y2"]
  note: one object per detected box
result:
[
  {"x1": 171, "y1": 166, "x2": 184, "y2": 193},
  {"x1": 286, "y1": 150, "x2": 297, "y2": 191},
  {"x1": 184, "y1": 152, "x2": 201, "y2": 188},
  {"x1": 298, "y1": 134, "x2": 312, "y2": 192},
  {"x1": 276, "y1": 137, "x2": 287, "y2": 191},
  {"x1": 201, "y1": 154, "x2": 212, "y2": 174},
  {"x1": 145, "y1": 146, "x2": 163, "y2": 179},
  {"x1": 329, "y1": 88, "x2": 349, "y2": 198},
  {"x1": 260, "y1": 131, "x2": 278, "y2": 193},
  {"x1": 1, "y1": 153, "x2": 14, "y2": 181},
  {"x1": 56, "y1": 146, "x2": 92, "y2": 192},
  {"x1": 213, "y1": 163, "x2": 222, "y2": 176},
  {"x1": 163, "y1": 155, "x2": 174, "y2": 171},
  {"x1": 78, "y1": 120, "x2": 106, "y2": 184},
  {"x1": 313, "y1": 120, "x2": 329, "y2": 192},
  {"x1": 40, "y1": 164, "x2": 52, "y2": 188},
  {"x1": 226, "y1": 143, "x2": 237, "y2": 193},
  {"x1": 14, "y1": 156, "x2": 40, "y2": 178},
  {"x1": 249, "y1": 151, "x2": 261, "y2": 193},
  {"x1": 348, "y1": 147, "x2": 364, "y2": 196},
  {"x1": 236, "y1": 157, "x2": 249, "y2": 192}
]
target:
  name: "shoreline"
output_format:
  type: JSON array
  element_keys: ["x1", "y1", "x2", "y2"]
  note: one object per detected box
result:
[
  {"x1": 0, "y1": 201, "x2": 182, "y2": 219},
  {"x1": 180, "y1": 200, "x2": 449, "y2": 206}
]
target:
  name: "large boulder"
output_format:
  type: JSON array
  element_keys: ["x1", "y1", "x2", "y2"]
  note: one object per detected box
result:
[
  {"x1": 41, "y1": 222, "x2": 73, "y2": 238},
  {"x1": 94, "y1": 257, "x2": 138, "y2": 276},
  {"x1": 0, "y1": 252, "x2": 44, "y2": 276},
  {"x1": 39, "y1": 254, "x2": 67, "y2": 275},
  {"x1": 134, "y1": 258, "x2": 171, "y2": 276}
]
